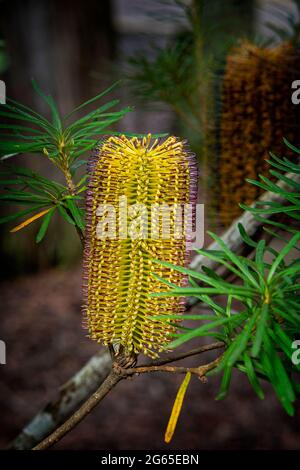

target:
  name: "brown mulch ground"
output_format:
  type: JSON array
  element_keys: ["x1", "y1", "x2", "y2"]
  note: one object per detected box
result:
[{"x1": 0, "y1": 266, "x2": 299, "y2": 450}]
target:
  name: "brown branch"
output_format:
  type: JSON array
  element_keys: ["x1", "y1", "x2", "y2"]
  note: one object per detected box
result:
[
  {"x1": 62, "y1": 155, "x2": 85, "y2": 246},
  {"x1": 10, "y1": 342, "x2": 223, "y2": 450},
  {"x1": 8, "y1": 349, "x2": 112, "y2": 450},
  {"x1": 33, "y1": 369, "x2": 121, "y2": 451},
  {"x1": 32, "y1": 347, "x2": 222, "y2": 450},
  {"x1": 137, "y1": 341, "x2": 224, "y2": 368},
  {"x1": 33, "y1": 351, "x2": 137, "y2": 451},
  {"x1": 124, "y1": 355, "x2": 223, "y2": 382},
  {"x1": 64, "y1": 167, "x2": 77, "y2": 196}
]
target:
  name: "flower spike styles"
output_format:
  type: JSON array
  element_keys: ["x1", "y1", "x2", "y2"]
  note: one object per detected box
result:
[{"x1": 83, "y1": 134, "x2": 197, "y2": 357}]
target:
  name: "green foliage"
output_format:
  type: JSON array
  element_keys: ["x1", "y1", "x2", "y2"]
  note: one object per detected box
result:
[
  {"x1": 0, "y1": 165, "x2": 86, "y2": 242},
  {"x1": 0, "y1": 80, "x2": 132, "y2": 240},
  {"x1": 126, "y1": 0, "x2": 255, "y2": 213},
  {"x1": 241, "y1": 139, "x2": 300, "y2": 234},
  {"x1": 128, "y1": 36, "x2": 201, "y2": 132},
  {"x1": 154, "y1": 142, "x2": 300, "y2": 415},
  {"x1": 127, "y1": 1, "x2": 254, "y2": 140},
  {"x1": 0, "y1": 80, "x2": 131, "y2": 162}
]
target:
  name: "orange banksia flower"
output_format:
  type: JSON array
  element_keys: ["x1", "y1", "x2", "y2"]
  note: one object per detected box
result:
[
  {"x1": 83, "y1": 134, "x2": 197, "y2": 357},
  {"x1": 219, "y1": 41, "x2": 300, "y2": 225}
]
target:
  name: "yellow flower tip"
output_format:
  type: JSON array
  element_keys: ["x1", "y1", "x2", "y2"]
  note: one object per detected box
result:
[{"x1": 83, "y1": 135, "x2": 197, "y2": 357}]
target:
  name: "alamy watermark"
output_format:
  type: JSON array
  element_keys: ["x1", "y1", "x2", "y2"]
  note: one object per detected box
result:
[
  {"x1": 291, "y1": 80, "x2": 300, "y2": 104},
  {"x1": 96, "y1": 197, "x2": 204, "y2": 250},
  {"x1": 0, "y1": 340, "x2": 6, "y2": 365},
  {"x1": 0, "y1": 79, "x2": 6, "y2": 104},
  {"x1": 292, "y1": 340, "x2": 300, "y2": 366}
]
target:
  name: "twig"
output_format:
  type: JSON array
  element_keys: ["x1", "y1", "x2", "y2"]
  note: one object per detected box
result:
[
  {"x1": 31, "y1": 344, "x2": 222, "y2": 450},
  {"x1": 8, "y1": 349, "x2": 112, "y2": 450},
  {"x1": 33, "y1": 350, "x2": 137, "y2": 451},
  {"x1": 33, "y1": 369, "x2": 121, "y2": 450},
  {"x1": 124, "y1": 355, "x2": 223, "y2": 382},
  {"x1": 63, "y1": 158, "x2": 85, "y2": 246},
  {"x1": 32, "y1": 346, "x2": 222, "y2": 450},
  {"x1": 10, "y1": 342, "x2": 223, "y2": 449},
  {"x1": 137, "y1": 341, "x2": 224, "y2": 368}
]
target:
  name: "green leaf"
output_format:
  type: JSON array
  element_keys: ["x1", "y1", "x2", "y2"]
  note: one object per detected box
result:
[
  {"x1": 226, "y1": 308, "x2": 260, "y2": 367},
  {"x1": 251, "y1": 304, "x2": 269, "y2": 357},
  {"x1": 261, "y1": 334, "x2": 295, "y2": 415},
  {"x1": 68, "y1": 102, "x2": 126, "y2": 134},
  {"x1": 7, "y1": 97, "x2": 54, "y2": 127},
  {"x1": 71, "y1": 159, "x2": 87, "y2": 173},
  {"x1": 167, "y1": 313, "x2": 247, "y2": 349},
  {"x1": 151, "y1": 286, "x2": 254, "y2": 298},
  {"x1": 0, "y1": 205, "x2": 46, "y2": 225},
  {"x1": 152, "y1": 258, "x2": 254, "y2": 293},
  {"x1": 65, "y1": 198, "x2": 85, "y2": 231},
  {"x1": 31, "y1": 79, "x2": 62, "y2": 131},
  {"x1": 269, "y1": 169, "x2": 300, "y2": 191},
  {"x1": 268, "y1": 232, "x2": 300, "y2": 281},
  {"x1": 0, "y1": 104, "x2": 57, "y2": 136},
  {"x1": 0, "y1": 194, "x2": 49, "y2": 205},
  {"x1": 255, "y1": 239, "x2": 266, "y2": 279},
  {"x1": 283, "y1": 137, "x2": 300, "y2": 155},
  {"x1": 269, "y1": 325, "x2": 300, "y2": 371},
  {"x1": 243, "y1": 353, "x2": 264, "y2": 400},
  {"x1": 64, "y1": 81, "x2": 121, "y2": 119},
  {"x1": 207, "y1": 231, "x2": 260, "y2": 289},
  {"x1": 57, "y1": 204, "x2": 76, "y2": 226},
  {"x1": 238, "y1": 223, "x2": 257, "y2": 249},
  {"x1": 216, "y1": 365, "x2": 233, "y2": 400},
  {"x1": 36, "y1": 207, "x2": 55, "y2": 243}
]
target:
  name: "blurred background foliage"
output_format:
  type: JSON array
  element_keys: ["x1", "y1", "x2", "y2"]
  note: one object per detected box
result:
[
  {"x1": 0, "y1": 0, "x2": 300, "y2": 273},
  {"x1": 126, "y1": 0, "x2": 300, "y2": 223},
  {"x1": 127, "y1": 0, "x2": 255, "y2": 207},
  {"x1": 0, "y1": 0, "x2": 117, "y2": 277},
  {"x1": 1, "y1": 0, "x2": 300, "y2": 451}
]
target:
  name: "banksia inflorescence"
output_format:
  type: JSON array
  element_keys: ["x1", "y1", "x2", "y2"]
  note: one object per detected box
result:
[
  {"x1": 83, "y1": 134, "x2": 197, "y2": 357},
  {"x1": 219, "y1": 41, "x2": 300, "y2": 225}
]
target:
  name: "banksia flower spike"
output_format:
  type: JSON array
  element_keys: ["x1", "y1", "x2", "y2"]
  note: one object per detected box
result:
[
  {"x1": 219, "y1": 41, "x2": 300, "y2": 225},
  {"x1": 83, "y1": 134, "x2": 197, "y2": 357}
]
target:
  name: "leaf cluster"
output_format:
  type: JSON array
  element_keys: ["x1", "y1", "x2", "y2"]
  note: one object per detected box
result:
[
  {"x1": 154, "y1": 143, "x2": 300, "y2": 414},
  {"x1": 0, "y1": 80, "x2": 131, "y2": 239}
]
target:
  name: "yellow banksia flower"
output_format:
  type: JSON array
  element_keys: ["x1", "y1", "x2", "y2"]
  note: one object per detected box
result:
[
  {"x1": 83, "y1": 134, "x2": 197, "y2": 357},
  {"x1": 220, "y1": 41, "x2": 300, "y2": 226}
]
